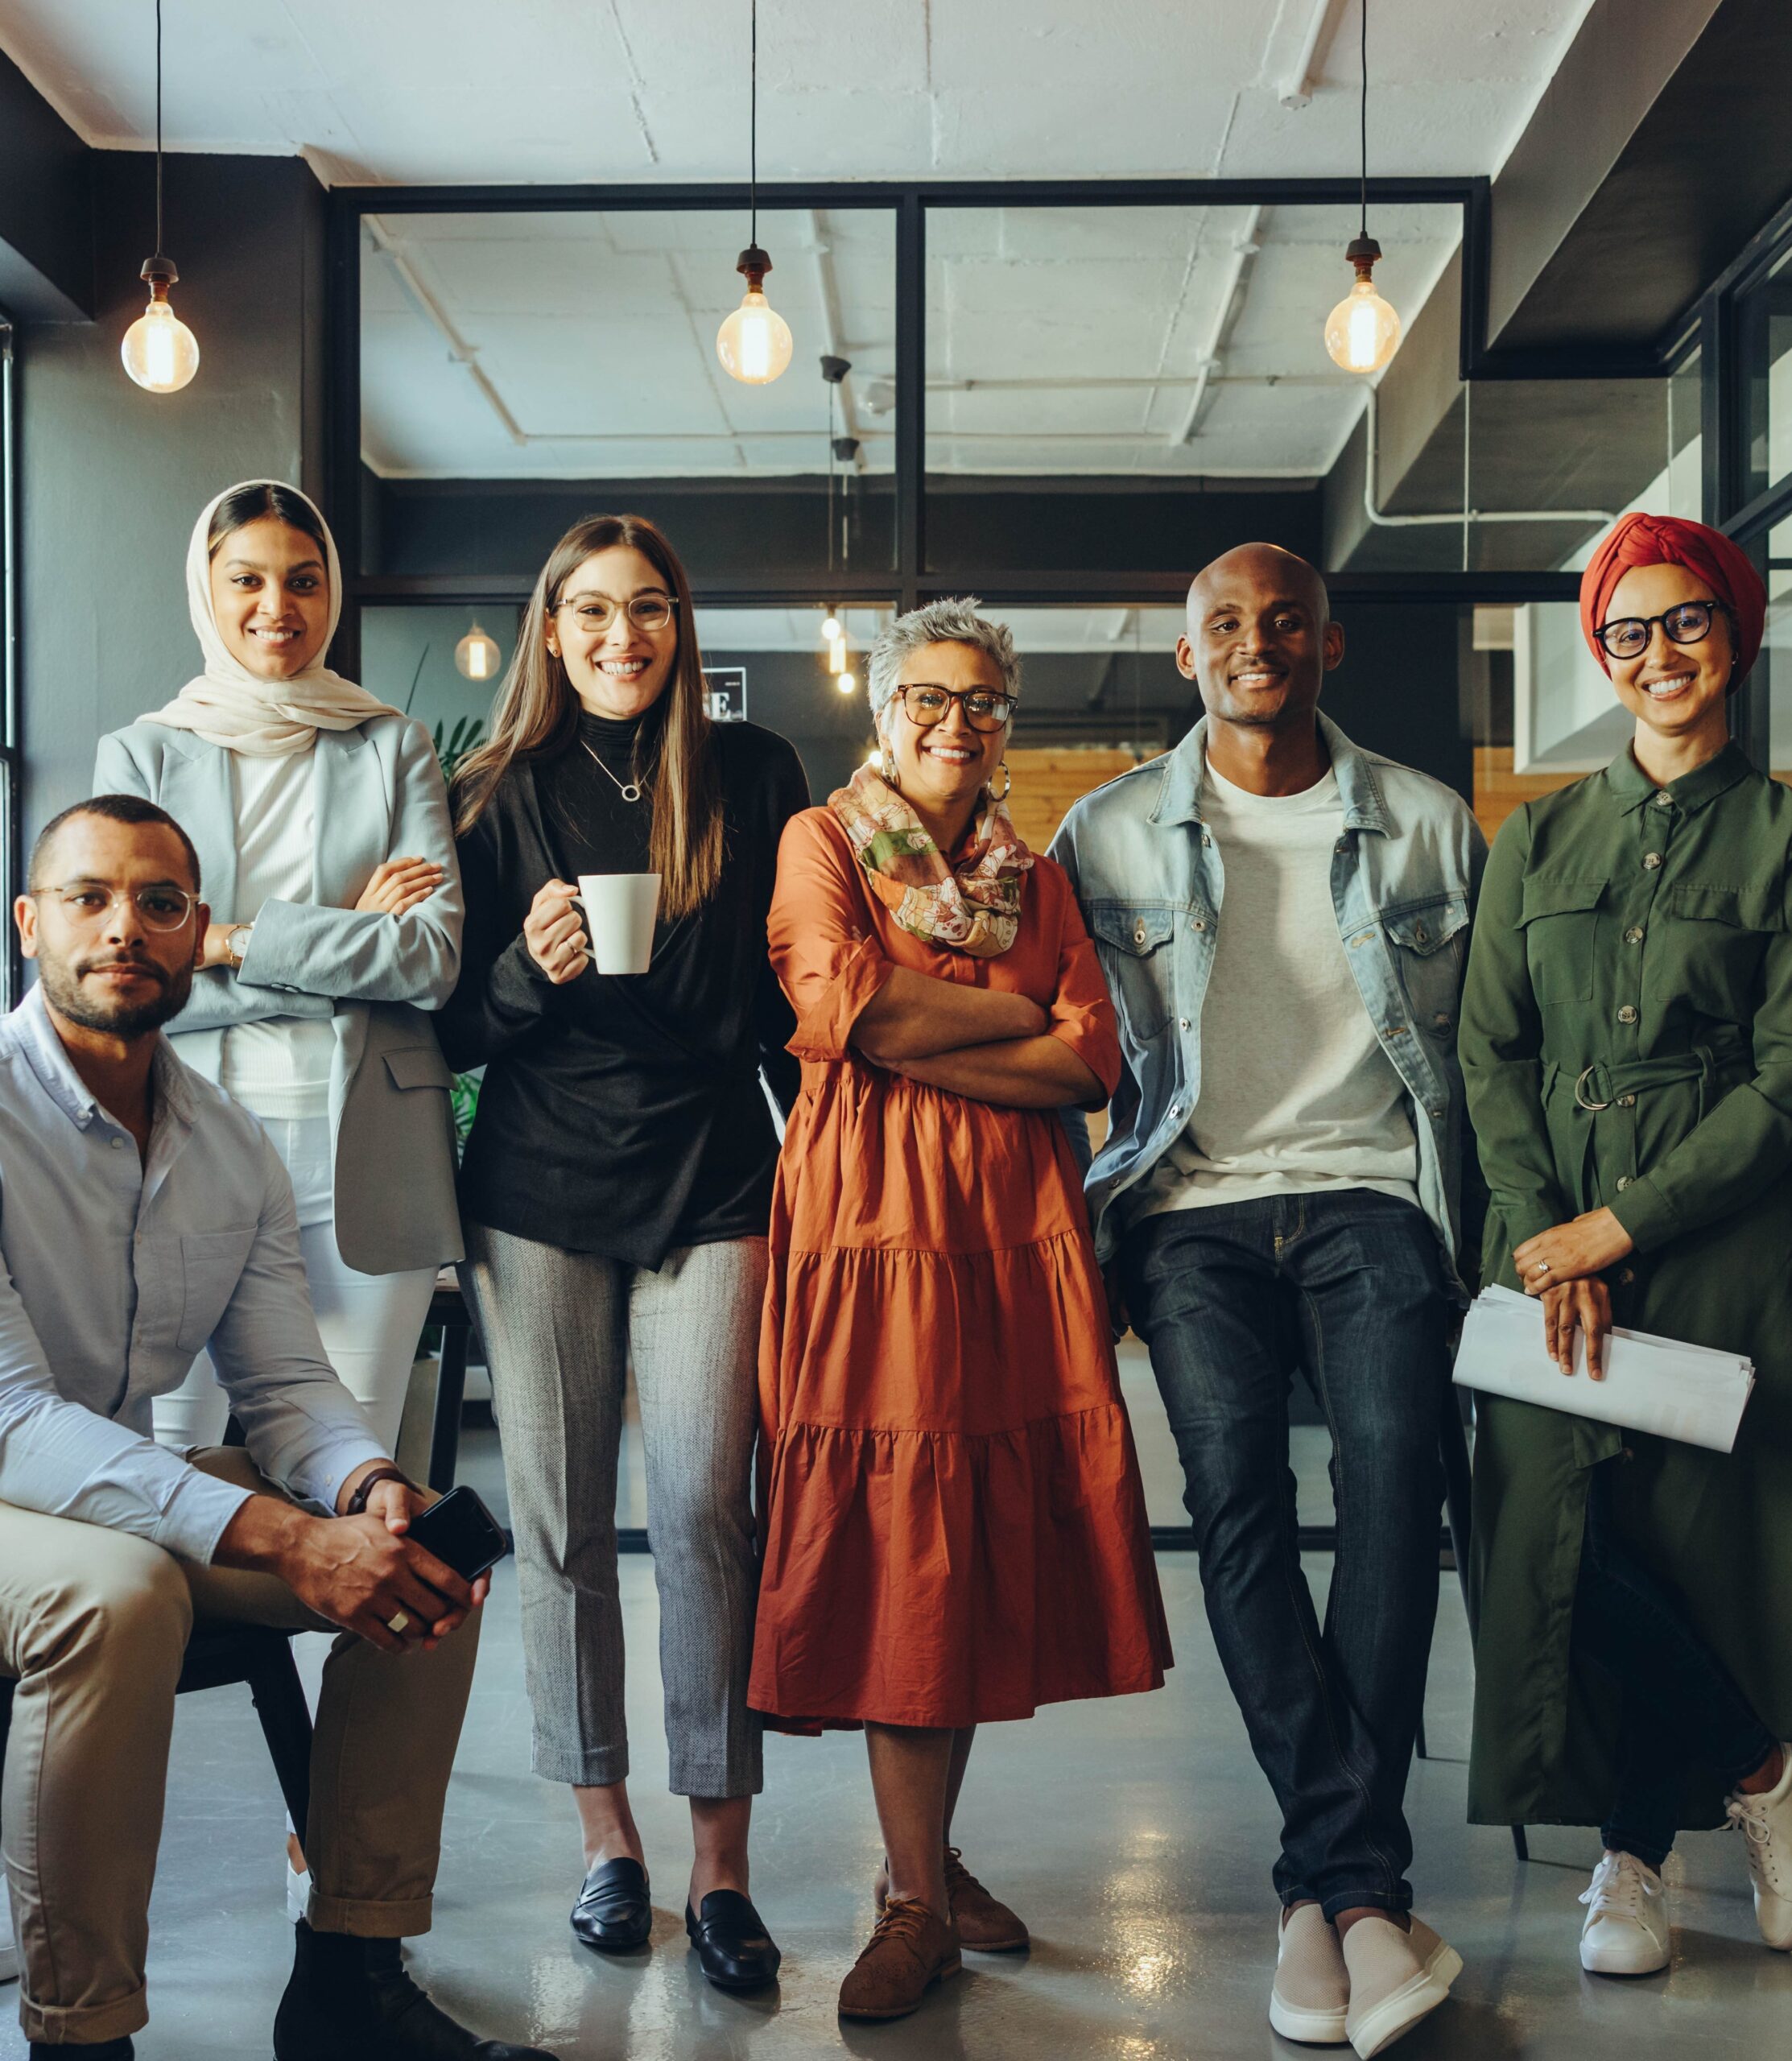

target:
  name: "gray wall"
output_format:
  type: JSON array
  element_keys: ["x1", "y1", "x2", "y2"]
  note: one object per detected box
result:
[{"x1": 19, "y1": 151, "x2": 326, "y2": 846}]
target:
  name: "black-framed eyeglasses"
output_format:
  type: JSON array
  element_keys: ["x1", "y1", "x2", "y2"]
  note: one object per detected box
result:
[
  {"x1": 31, "y1": 883, "x2": 199, "y2": 932},
  {"x1": 894, "y1": 684, "x2": 1017, "y2": 733},
  {"x1": 1593, "y1": 598, "x2": 1731, "y2": 661},
  {"x1": 552, "y1": 593, "x2": 679, "y2": 634}
]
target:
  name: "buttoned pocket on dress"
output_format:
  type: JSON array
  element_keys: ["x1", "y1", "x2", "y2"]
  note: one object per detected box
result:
[
  {"x1": 1516, "y1": 878, "x2": 1604, "y2": 1003},
  {"x1": 175, "y1": 1228, "x2": 258, "y2": 1355},
  {"x1": 1381, "y1": 894, "x2": 1470, "y2": 1036},
  {"x1": 1088, "y1": 905, "x2": 1179, "y2": 1042}
]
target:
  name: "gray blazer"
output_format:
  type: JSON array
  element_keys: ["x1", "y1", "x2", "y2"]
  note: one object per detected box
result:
[{"x1": 94, "y1": 715, "x2": 465, "y2": 1274}]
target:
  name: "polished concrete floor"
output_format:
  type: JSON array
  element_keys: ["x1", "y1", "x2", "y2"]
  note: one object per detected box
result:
[{"x1": 4, "y1": 1400, "x2": 1789, "y2": 2059}]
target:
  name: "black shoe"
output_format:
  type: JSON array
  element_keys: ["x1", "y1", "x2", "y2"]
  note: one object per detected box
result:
[
  {"x1": 272, "y1": 1919, "x2": 557, "y2": 2060},
  {"x1": 684, "y1": 1890, "x2": 782, "y2": 1991},
  {"x1": 571, "y1": 1857, "x2": 653, "y2": 1952},
  {"x1": 29, "y1": 2045, "x2": 133, "y2": 2060}
]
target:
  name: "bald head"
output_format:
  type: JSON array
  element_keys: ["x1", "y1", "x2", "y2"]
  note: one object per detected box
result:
[
  {"x1": 1187, "y1": 543, "x2": 1330, "y2": 630},
  {"x1": 1175, "y1": 540, "x2": 1343, "y2": 735}
]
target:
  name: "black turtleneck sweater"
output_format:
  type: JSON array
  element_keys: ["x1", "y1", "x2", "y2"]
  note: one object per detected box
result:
[{"x1": 440, "y1": 708, "x2": 810, "y2": 1266}]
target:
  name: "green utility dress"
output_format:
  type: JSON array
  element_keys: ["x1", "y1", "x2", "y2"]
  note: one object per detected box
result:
[{"x1": 1459, "y1": 741, "x2": 1792, "y2": 1834}]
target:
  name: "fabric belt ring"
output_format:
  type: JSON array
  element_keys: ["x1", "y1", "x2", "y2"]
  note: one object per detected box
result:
[{"x1": 1568, "y1": 1030, "x2": 1752, "y2": 1113}]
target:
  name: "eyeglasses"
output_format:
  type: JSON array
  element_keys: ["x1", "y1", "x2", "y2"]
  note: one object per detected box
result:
[
  {"x1": 1593, "y1": 598, "x2": 1731, "y2": 662},
  {"x1": 552, "y1": 593, "x2": 679, "y2": 634},
  {"x1": 31, "y1": 883, "x2": 199, "y2": 931},
  {"x1": 894, "y1": 684, "x2": 1017, "y2": 733}
]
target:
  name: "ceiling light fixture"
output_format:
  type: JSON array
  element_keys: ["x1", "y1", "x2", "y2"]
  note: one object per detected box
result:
[
  {"x1": 828, "y1": 636, "x2": 848, "y2": 676},
  {"x1": 821, "y1": 614, "x2": 843, "y2": 642},
  {"x1": 455, "y1": 622, "x2": 502, "y2": 681},
  {"x1": 122, "y1": 0, "x2": 200, "y2": 394},
  {"x1": 838, "y1": 671, "x2": 857, "y2": 695},
  {"x1": 716, "y1": 0, "x2": 792, "y2": 386},
  {"x1": 1323, "y1": 0, "x2": 1401, "y2": 377}
]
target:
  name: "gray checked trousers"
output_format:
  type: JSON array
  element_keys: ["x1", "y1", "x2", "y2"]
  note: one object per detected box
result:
[{"x1": 459, "y1": 1224, "x2": 766, "y2": 1796}]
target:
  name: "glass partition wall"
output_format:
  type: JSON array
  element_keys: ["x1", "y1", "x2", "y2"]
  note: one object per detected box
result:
[{"x1": 333, "y1": 176, "x2": 1766, "y2": 1540}]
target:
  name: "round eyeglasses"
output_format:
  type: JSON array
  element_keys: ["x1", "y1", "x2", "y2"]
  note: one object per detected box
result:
[
  {"x1": 553, "y1": 593, "x2": 679, "y2": 634},
  {"x1": 1594, "y1": 598, "x2": 1731, "y2": 662},
  {"x1": 894, "y1": 684, "x2": 1017, "y2": 733},
  {"x1": 33, "y1": 883, "x2": 199, "y2": 931}
]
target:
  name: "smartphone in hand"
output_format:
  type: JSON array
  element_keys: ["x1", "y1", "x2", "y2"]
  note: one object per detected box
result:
[{"x1": 404, "y1": 1485, "x2": 508, "y2": 1582}]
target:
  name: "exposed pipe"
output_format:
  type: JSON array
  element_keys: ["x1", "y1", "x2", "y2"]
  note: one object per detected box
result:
[
  {"x1": 803, "y1": 210, "x2": 861, "y2": 455},
  {"x1": 365, "y1": 217, "x2": 526, "y2": 448},
  {"x1": 1360, "y1": 386, "x2": 1614, "y2": 531},
  {"x1": 1171, "y1": 204, "x2": 1265, "y2": 445},
  {"x1": 1272, "y1": 0, "x2": 1345, "y2": 109}
]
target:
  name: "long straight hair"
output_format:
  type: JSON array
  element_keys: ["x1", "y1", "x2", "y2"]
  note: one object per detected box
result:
[{"x1": 451, "y1": 514, "x2": 724, "y2": 919}]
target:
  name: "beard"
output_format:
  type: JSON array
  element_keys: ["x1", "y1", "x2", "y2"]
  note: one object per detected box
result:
[{"x1": 37, "y1": 948, "x2": 193, "y2": 1037}]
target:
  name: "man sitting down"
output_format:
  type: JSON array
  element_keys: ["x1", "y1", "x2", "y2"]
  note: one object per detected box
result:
[{"x1": 0, "y1": 795, "x2": 553, "y2": 2061}]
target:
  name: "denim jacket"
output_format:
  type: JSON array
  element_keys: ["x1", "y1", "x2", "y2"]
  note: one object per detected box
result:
[{"x1": 1049, "y1": 712, "x2": 1488, "y2": 1297}]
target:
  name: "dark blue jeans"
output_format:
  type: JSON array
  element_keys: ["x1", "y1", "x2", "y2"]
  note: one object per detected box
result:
[
  {"x1": 1121, "y1": 1190, "x2": 1449, "y2": 1921},
  {"x1": 1575, "y1": 1460, "x2": 1774, "y2": 1870}
]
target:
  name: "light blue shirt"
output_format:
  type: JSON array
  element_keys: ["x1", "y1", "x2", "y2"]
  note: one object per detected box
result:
[
  {"x1": 0, "y1": 987, "x2": 387, "y2": 1562},
  {"x1": 1049, "y1": 712, "x2": 1489, "y2": 1295}
]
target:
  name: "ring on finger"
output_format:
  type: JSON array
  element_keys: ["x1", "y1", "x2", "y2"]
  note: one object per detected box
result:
[
  {"x1": 1532, "y1": 1259, "x2": 1551, "y2": 1275},
  {"x1": 386, "y1": 1609, "x2": 411, "y2": 1635}
]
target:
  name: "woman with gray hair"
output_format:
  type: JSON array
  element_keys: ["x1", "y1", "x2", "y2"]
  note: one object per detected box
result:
[{"x1": 750, "y1": 600, "x2": 1171, "y2": 2022}]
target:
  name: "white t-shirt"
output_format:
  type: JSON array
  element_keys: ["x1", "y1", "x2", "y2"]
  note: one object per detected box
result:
[
  {"x1": 1129, "y1": 757, "x2": 1418, "y2": 1220},
  {"x1": 217, "y1": 750, "x2": 337, "y2": 1122}
]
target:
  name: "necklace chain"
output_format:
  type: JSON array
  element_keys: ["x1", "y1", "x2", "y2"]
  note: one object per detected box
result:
[{"x1": 580, "y1": 737, "x2": 644, "y2": 804}]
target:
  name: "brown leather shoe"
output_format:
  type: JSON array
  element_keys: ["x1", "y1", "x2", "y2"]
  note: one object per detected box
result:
[
  {"x1": 875, "y1": 1848, "x2": 1029, "y2": 1953},
  {"x1": 838, "y1": 1898, "x2": 961, "y2": 2020}
]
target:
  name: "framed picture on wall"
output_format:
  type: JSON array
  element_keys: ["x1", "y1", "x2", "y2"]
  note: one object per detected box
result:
[{"x1": 704, "y1": 666, "x2": 748, "y2": 721}]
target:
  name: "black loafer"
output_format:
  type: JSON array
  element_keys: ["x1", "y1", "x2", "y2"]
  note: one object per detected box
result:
[
  {"x1": 684, "y1": 1890, "x2": 782, "y2": 1991},
  {"x1": 571, "y1": 1857, "x2": 653, "y2": 1952}
]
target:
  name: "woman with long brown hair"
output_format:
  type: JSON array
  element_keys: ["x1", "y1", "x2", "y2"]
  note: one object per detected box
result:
[{"x1": 440, "y1": 514, "x2": 807, "y2": 1993}]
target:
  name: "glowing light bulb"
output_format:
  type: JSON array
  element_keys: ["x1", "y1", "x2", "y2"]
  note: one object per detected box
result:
[
  {"x1": 716, "y1": 246, "x2": 793, "y2": 386},
  {"x1": 456, "y1": 624, "x2": 502, "y2": 681},
  {"x1": 821, "y1": 615, "x2": 843, "y2": 642},
  {"x1": 839, "y1": 671, "x2": 857, "y2": 695},
  {"x1": 1323, "y1": 241, "x2": 1401, "y2": 375},
  {"x1": 122, "y1": 284, "x2": 200, "y2": 394},
  {"x1": 828, "y1": 638, "x2": 847, "y2": 675}
]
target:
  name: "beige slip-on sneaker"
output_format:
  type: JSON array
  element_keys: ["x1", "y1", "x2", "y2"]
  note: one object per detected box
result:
[
  {"x1": 1269, "y1": 1902, "x2": 1349, "y2": 2044},
  {"x1": 1340, "y1": 1914, "x2": 1461, "y2": 2059}
]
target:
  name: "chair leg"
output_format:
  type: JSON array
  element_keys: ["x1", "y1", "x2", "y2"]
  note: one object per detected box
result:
[
  {"x1": 427, "y1": 1322, "x2": 470, "y2": 1495},
  {"x1": 242, "y1": 1638, "x2": 313, "y2": 1840},
  {"x1": 1440, "y1": 1394, "x2": 1475, "y2": 1617},
  {"x1": 1415, "y1": 1715, "x2": 1429, "y2": 1762},
  {"x1": 1511, "y1": 1824, "x2": 1530, "y2": 1862}
]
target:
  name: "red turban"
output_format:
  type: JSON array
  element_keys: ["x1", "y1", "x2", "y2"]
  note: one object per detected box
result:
[{"x1": 1579, "y1": 512, "x2": 1766, "y2": 679}]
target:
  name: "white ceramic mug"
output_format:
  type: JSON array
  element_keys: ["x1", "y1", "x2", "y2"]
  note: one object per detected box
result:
[{"x1": 577, "y1": 872, "x2": 660, "y2": 975}]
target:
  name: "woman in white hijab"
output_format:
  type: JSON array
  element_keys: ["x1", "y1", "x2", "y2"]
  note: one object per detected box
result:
[{"x1": 96, "y1": 479, "x2": 466, "y2": 1910}]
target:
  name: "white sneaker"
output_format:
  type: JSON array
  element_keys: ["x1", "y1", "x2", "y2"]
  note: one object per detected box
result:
[
  {"x1": 1269, "y1": 1902, "x2": 1350, "y2": 2045},
  {"x1": 1727, "y1": 1744, "x2": 1792, "y2": 1951},
  {"x1": 1578, "y1": 1850, "x2": 1669, "y2": 1975},
  {"x1": 287, "y1": 1857, "x2": 311, "y2": 1925},
  {"x1": 0, "y1": 1890, "x2": 19, "y2": 1984}
]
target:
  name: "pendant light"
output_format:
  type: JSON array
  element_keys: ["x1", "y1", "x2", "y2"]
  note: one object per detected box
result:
[
  {"x1": 455, "y1": 621, "x2": 502, "y2": 681},
  {"x1": 1323, "y1": 0, "x2": 1401, "y2": 376},
  {"x1": 716, "y1": 0, "x2": 793, "y2": 385},
  {"x1": 122, "y1": 0, "x2": 200, "y2": 394}
]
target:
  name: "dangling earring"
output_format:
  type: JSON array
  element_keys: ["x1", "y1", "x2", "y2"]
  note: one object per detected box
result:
[
  {"x1": 989, "y1": 761, "x2": 1012, "y2": 803},
  {"x1": 880, "y1": 743, "x2": 898, "y2": 784}
]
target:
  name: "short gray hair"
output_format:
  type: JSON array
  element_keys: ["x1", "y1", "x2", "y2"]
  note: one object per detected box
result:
[{"x1": 866, "y1": 597, "x2": 1020, "y2": 724}]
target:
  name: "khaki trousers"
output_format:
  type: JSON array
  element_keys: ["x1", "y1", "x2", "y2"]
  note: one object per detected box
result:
[{"x1": 0, "y1": 1448, "x2": 481, "y2": 2047}]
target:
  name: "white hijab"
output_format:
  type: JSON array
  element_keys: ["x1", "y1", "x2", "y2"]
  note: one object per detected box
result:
[{"x1": 147, "y1": 480, "x2": 401, "y2": 757}]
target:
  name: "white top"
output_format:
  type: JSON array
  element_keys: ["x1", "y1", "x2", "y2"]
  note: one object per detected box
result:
[
  {"x1": 1130, "y1": 758, "x2": 1418, "y2": 1220},
  {"x1": 218, "y1": 751, "x2": 337, "y2": 1121}
]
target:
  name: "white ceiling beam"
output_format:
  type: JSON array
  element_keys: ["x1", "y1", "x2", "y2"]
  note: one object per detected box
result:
[
  {"x1": 365, "y1": 216, "x2": 526, "y2": 447},
  {"x1": 1170, "y1": 203, "x2": 1265, "y2": 445},
  {"x1": 1263, "y1": 0, "x2": 1348, "y2": 109}
]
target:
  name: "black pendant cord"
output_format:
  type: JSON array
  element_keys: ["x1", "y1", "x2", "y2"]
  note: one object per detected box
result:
[
  {"x1": 749, "y1": 0, "x2": 758, "y2": 251},
  {"x1": 155, "y1": 0, "x2": 165, "y2": 258},
  {"x1": 1359, "y1": 0, "x2": 1369, "y2": 241}
]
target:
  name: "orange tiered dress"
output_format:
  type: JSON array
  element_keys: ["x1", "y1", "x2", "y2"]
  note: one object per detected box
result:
[{"x1": 749, "y1": 807, "x2": 1172, "y2": 1729}]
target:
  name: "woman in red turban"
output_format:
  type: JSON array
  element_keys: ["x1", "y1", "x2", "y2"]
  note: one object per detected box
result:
[{"x1": 1459, "y1": 512, "x2": 1792, "y2": 1982}]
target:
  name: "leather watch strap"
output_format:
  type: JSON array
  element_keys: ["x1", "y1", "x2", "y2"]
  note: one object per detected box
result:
[{"x1": 344, "y1": 1464, "x2": 411, "y2": 1516}]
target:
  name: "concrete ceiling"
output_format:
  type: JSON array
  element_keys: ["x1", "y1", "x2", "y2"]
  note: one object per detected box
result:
[
  {"x1": 360, "y1": 199, "x2": 1460, "y2": 481},
  {"x1": 2, "y1": 2, "x2": 1596, "y2": 185}
]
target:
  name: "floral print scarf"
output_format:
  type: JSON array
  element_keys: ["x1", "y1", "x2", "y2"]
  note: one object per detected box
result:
[{"x1": 828, "y1": 761, "x2": 1032, "y2": 957}]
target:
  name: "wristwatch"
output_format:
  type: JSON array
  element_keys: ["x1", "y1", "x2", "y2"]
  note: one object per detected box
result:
[
  {"x1": 344, "y1": 1465, "x2": 411, "y2": 1516},
  {"x1": 225, "y1": 922, "x2": 254, "y2": 971}
]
